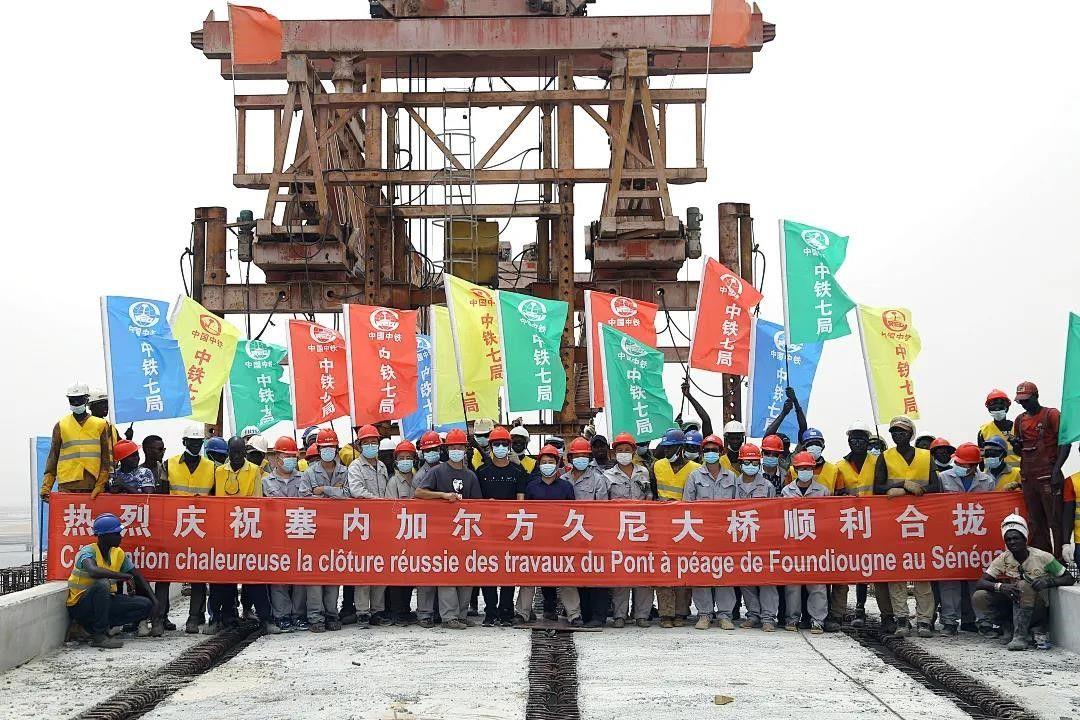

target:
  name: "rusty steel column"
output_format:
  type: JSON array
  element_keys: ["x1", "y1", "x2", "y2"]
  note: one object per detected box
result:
[
  {"x1": 191, "y1": 209, "x2": 207, "y2": 304},
  {"x1": 195, "y1": 206, "x2": 228, "y2": 439},
  {"x1": 554, "y1": 58, "x2": 577, "y2": 433},
  {"x1": 717, "y1": 202, "x2": 754, "y2": 425}
]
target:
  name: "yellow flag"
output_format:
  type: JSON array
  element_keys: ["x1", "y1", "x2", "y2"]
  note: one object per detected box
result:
[
  {"x1": 443, "y1": 273, "x2": 505, "y2": 398},
  {"x1": 431, "y1": 304, "x2": 498, "y2": 424},
  {"x1": 170, "y1": 296, "x2": 241, "y2": 423},
  {"x1": 856, "y1": 305, "x2": 922, "y2": 424}
]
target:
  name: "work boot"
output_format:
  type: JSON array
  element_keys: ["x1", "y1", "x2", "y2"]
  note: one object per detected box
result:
[
  {"x1": 762, "y1": 622, "x2": 776, "y2": 633},
  {"x1": 150, "y1": 619, "x2": 165, "y2": 637},
  {"x1": 810, "y1": 621, "x2": 824, "y2": 635},
  {"x1": 635, "y1": 618, "x2": 650, "y2": 628},
  {"x1": 339, "y1": 610, "x2": 358, "y2": 626},
  {"x1": 916, "y1": 623, "x2": 934, "y2": 638},
  {"x1": 881, "y1": 615, "x2": 897, "y2": 635},
  {"x1": 309, "y1": 622, "x2": 326, "y2": 633},
  {"x1": 672, "y1": 616, "x2": 686, "y2": 627},
  {"x1": 959, "y1": 622, "x2": 979, "y2": 633},
  {"x1": 718, "y1": 618, "x2": 735, "y2": 631},
  {"x1": 941, "y1": 623, "x2": 958, "y2": 637},
  {"x1": 163, "y1": 619, "x2": 177, "y2": 632},
  {"x1": 542, "y1": 610, "x2": 558, "y2": 622},
  {"x1": 294, "y1": 618, "x2": 310, "y2": 632},
  {"x1": 89, "y1": 633, "x2": 124, "y2": 649},
  {"x1": 568, "y1": 617, "x2": 584, "y2": 628},
  {"x1": 326, "y1": 618, "x2": 343, "y2": 631},
  {"x1": 976, "y1": 621, "x2": 996, "y2": 638},
  {"x1": 851, "y1": 608, "x2": 866, "y2": 629},
  {"x1": 612, "y1": 618, "x2": 626, "y2": 629},
  {"x1": 185, "y1": 617, "x2": 201, "y2": 634},
  {"x1": 419, "y1": 618, "x2": 435, "y2": 629},
  {"x1": 200, "y1": 621, "x2": 220, "y2": 636},
  {"x1": 739, "y1": 617, "x2": 759, "y2": 629},
  {"x1": 444, "y1": 619, "x2": 468, "y2": 630},
  {"x1": 695, "y1": 615, "x2": 711, "y2": 630},
  {"x1": 784, "y1": 623, "x2": 798, "y2": 632},
  {"x1": 275, "y1": 618, "x2": 293, "y2": 634},
  {"x1": 137, "y1": 620, "x2": 151, "y2": 638},
  {"x1": 659, "y1": 617, "x2": 674, "y2": 629},
  {"x1": 1007, "y1": 605, "x2": 1033, "y2": 651},
  {"x1": 893, "y1": 619, "x2": 911, "y2": 638},
  {"x1": 481, "y1": 616, "x2": 496, "y2": 628},
  {"x1": 584, "y1": 619, "x2": 603, "y2": 629},
  {"x1": 824, "y1": 617, "x2": 842, "y2": 633}
]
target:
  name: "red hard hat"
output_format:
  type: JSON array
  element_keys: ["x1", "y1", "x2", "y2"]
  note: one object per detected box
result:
[
  {"x1": 395, "y1": 440, "x2": 417, "y2": 455},
  {"x1": 489, "y1": 426, "x2": 512, "y2": 442},
  {"x1": 613, "y1": 431, "x2": 636, "y2": 448},
  {"x1": 538, "y1": 444, "x2": 561, "y2": 460},
  {"x1": 953, "y1": 442, "x2": 982, "y2": 466},
  {"x1": 738, "y1": 443, "x2": 762, "y2": 461},
  {"x1": 357, "y1": 424, "x2": 380, "y2": 441},
  {"x1": 569, "y1": 437, "x2": 592, "y2": 455},
  {"x1": 929, "y1": 437, "x2": 955, "y2": 452},
  {"x1": 418, "y1": 431, "x2": 442, "y2": 450},
  {"x1": 985, "y1": 389, "x2": 1010, "y2": 407},
  {"x1": 305, "y1": 443, "x2": 320, "y2": 459},
  {"x1": 445, "y1": 428, "x2": 468, "y2": 445},
  {"x1": 761, "y1": 434, "x2": 785, "y2": 453},
  {"x1": 316, "y1": 428, "x2": 339, "y2": 447},
  {"x1": 273, "y1": 436, "x2": 299, "y2": 455},
  {"x1": 113, "y1": 440, "x2": 138, "y2": 462},
  {"x1": 702, "y1": 434, "x2": 724, "y2": 449},
  {"x1": 791, "y1": 451, "x2": 816, "y2": 468}
]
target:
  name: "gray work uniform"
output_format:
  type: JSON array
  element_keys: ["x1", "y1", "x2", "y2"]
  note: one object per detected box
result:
[
  {"x1": 682, "y1": 466, "x2": 740, "y2": 620},
  {"x1": 299, "y1": 460, "x2": 350, "y2": 624},
  {"x1": 733, "y1": 473, "x2": 781, "y2": 624},
  {"x1": 603, "y1": 463, "x2": 654, "y2": 620},
  {"x1": 263, "y1": 469, "x2": 306, "y2": 621},
  {"x1": 346, "y1": 458, "x2": 391, "y2": 616},
  {"x1": 938, "y1": 468, "x2": 996, "y2": 626},
  {"x1": 416, "y1": 463, "x2": 483, "y2": 622},
  {"x1": 780, "y1": 481, "x2": 829, "y2": 625},
  {"x1": 386, "y1": 470, "x2": 421, "y2": 499},
  {"x1": 563, "y1": 466, "x2": 607, "y2": 500}
]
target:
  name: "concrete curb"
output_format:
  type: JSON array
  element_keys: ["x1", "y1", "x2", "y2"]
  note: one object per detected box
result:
[
  {"x1": 0, "y1": 581, "x2": 68, "y2": 674},
  {"x1": 1049, "y1": 585, "x2": 1080, "y2": 653}
]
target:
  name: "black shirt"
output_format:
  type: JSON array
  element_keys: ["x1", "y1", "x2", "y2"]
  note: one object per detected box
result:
[
  {"x1": 420, "y1": 462, "x2": 483, "y2": 499},
  {"x1": 476, "y1": 461, "x2": 529, "y2": 500}
]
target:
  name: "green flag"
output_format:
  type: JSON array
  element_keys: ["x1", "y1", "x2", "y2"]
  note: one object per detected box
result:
[
  {"x1": 1060, "y1": 312, "x2": 1080, "y2": 444},
  {"x1": 781, "y1": 220, "x2": 857, "y2": 344},
  {"x1": 497, "y1": 290, "x2": 568, "y2": 412},
  {"x1": 227, "y1": 339, "x2": 292, "y2": 433},
  {"x1": 598, "y1": 323, "x2": 672, "y2": 442}
]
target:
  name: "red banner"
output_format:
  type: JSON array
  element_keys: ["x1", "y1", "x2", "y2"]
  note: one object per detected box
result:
[
  {"x1": 343, "y1": 304, "x2": 418, "y2": 424},
  {"x1": 47, "y1": 493, "x2": 1022, "y2": 587},
  {"x1": 286, "y1": 320, "x2": 350, "y2": 427},
  {"x1": 584, "y1": 290, "x2": 658, "y2": 408},
  {"x1": 689, "y1": 258, "x2": 762, "y2": 375}
]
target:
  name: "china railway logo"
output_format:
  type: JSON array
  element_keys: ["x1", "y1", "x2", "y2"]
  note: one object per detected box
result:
[
  {"x1": 417, "y1": 336, "x2": 432, "y2": 353},
  {"x1": 245, "y1": 340, "x2": 272, "y2": 361},
  {"x1": 518, "y1": 298, "x2": 548, "y2": 324},
  {"x1": 772, "y1": 330, "x2": 803, "y2": 354},
  {"x1": 621, "y1": 336, "x2": 647, "y2": 359},
  {"x1": 128, "y1": 301, "x2": 160, "y2": 329},
  {"x1": 369, "y1": 308, "x2": 400, "y2": 333},
  {"x1": 801, "y1": 229, "x2": 831, "y2": 252},
  {"x1": 718, "y1": 273, "x2": 744, "y2": 299},
  {"x1": 310, "y1": 325, "x2": 339, "y2": 344},
  {"x1": 610, "y1": 297, "x2": 638, "y2": 319},
  {"x1": 881, "y1": 309, "x2": 909, "y2": 332},
  {"x1": 199, "y1": 314, "x2": 222, "y2": 336}
]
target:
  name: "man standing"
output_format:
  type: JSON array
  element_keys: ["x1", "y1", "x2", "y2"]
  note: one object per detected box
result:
[
  {"x1": 510, "y1": 426, "x2": 535, "y2": 473},
  {"x1": 469, "y1": 418, "x2": 496, "y2": 470},
  {"x1": 263, "y1": 436, "x2": 306, "y2": 632},
  {"x1": 41, "y1": 383, "x2": 113, "y2": 501},
  {"x1": 983, "y1": 437, "x2": 1023, "y2": 492},
  {"x1": 603, "y1": 432, "x2": 654, "y2": 628},
  {"x1": 299, "y1": 428, "x2": 350, "y2": 632},
  {"x1": 734, "y1": 443, "x2": 779, "y2": 632},
  {"x1": 721, "y1": 421, "x2": 746, "y2": 472},
  {"x1": 346, "y1": 424, "x2": 391, "y2": 626},
  {"x1": 978, "y1": 389, "x2": 1020, "y2": 469},
  {"x1": 476, "y1": 426, "x2": 528, "y2": 626},
  {"x1": 563, "y1": 436, "x2": 610, "y2": 628},
  {"x1": 1012, "y1": 381, "x2": 1071, "y2": 556},
  {"x1": 760, "y1": 435, "x2": 786, "y2": 495},
  {"x1": 415, "y1": 428, "x2": 483, "y2": 629},
  {"x1": 650, "y1": 429, "x2": 699, "y2": 627},
  {"x1": 788, "y1": 428, "x2": 841, "y2": 495},
  {"x1": 590, "y1": 435, "x2": 615, "y2": 471},
  {"x1": 782, "y1": 452, "x2": 830, "y2": 634},
  {"x1": 385, "y1": 440, "x2": 421, "y2": 625},
  {"x1": 834, "y1": 421, "x2": 878, "y2": 628}
]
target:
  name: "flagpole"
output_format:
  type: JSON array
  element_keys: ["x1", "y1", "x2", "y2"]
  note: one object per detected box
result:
[
  {"x1": 854, "y1": 306, "x2": 882, "y2": 439},
  {"x1": 777, "y1": 219, "x2": 793, "y2": 389}
]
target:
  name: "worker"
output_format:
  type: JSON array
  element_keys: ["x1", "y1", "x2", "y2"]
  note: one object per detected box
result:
[
  {"x1": 66, "y1": 513, "x2": 158, "y2": 648},
  {"x1": 983, "y1": 437, "x2": 1022, "y2": 492},
  {"x1": 105, "y1": 440, "x2": 156, "y2": 494},
  {"x1": 973, "y1": 514, "x2": 1074, "y2": 649},
  {"x1": 384, "y1": 440, "x2": 421, "y2": 625},
  {"x1": 929, "y1": 437, "x2": 956, "y2": 473},
  {"x1": 722, "y1": 420, "x2": 745, "y2": 471},
  {"x1": 560, "y1": 435, "x2": 610, "y2": 628},
  {"x1": 682, "y1": 434, "x2": 739, "y2": 630},
  {"x1": 205, "y1": 436, "x2": 229, "y2": 466},
  {"x1": 415, "y1": 427, "x2": 482, "y2": 629},
  {"x1": 509, "y1": 425, "x2": 535, "y2": 473},
  {"x1": 764, "y1": 386, "x2": 809, "y2": 460},
  {"x1": 262, "y1": 436, "x2": 306, "y2": 633},
  {"x1": 780, "y1": 452, "x2": 830, "y2": 633},
  {"x1": 833, "y1": 421, "x2": 878, "y2": 629},
  {"x1": 40, "y1": 383, "x2": 113, "y2": 501},
  {"x1": 515, "y1": 444, "x2": 582, "y2": 627},
  {"x1": 682, "y1": 429, "x2": 704, "y2": 464},
  {"x1": 875, "y1": 415, "x2": 940, "y2": 638},
  {"x1": 140, "y1": 435, "x2": 167, "y2": 493},
  {"x1": 730, "y1": 443, "x2": 778, "y2": 632},
  {"x1": 1011, "y1": 381, "x2": 1071, "y2": 557},
  {"x1": 469, "y1": 417, "x2": 496, "y2": 469},
  {"x1": 786, "y1": 428, "x2": 841, "y2": 495},
  {"x1": 978, "y1": 389, "x2": 1020, "y2": 469},
  {"x1": 88, "y1": 387, "x2": 130, "y2": 445},
  {"x1": 603, "y1": 431, "x2": 654, "y2": 628},
  {"x1": 300, "y1": 428, "x2": 350, "y2": 633},
  {"x1": 760, "y1": 434, "x2": 786, "y2": 495},
  {"x1": 342, "y1": 424, "x2": 390, "y2": 626},
  {"x1": 296, "y1": 426, "x2": 320, "y2": 472},
  {"x1": 649, "y1": 429, "x2": 699, "y2": 628},
  {"x1": 246, "y1": 434, "x2": 269, "y2": 470},
  {"x1": 679, "y1": 378, "x2": 714, "y2": 435},
  {"x1": 915, "y1": 433, "x2": 936, "y2": 450},
  {"x1": 476, "y1": 426, "x2": 528, "y2": 627},
  {"x1": 867, "y1": 436, "x2": 886, "y2": 458},
  {"x1": 1062, "y1": 465, "x2": 1080, "y2": 569},
  {"x1": 416, "y1": 430, "x2": 443, "y2": 489},
  {"x1": 590, "y1": 434, "x2": 615, "y2": 470}
]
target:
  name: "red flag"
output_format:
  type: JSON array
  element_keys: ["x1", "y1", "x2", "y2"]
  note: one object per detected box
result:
[
  {"x1": 689, "y1": 258, "x2": 762, "y2": 375},
  {"x1": 709, "y1": 0, "x2": 751, "y2": 48},
  {"x1": 584, "y1": 291, "x2": 658, "y2": 408},
  {"x1": 229, "y1": 5, "x2": 283, "y2": 65},
  {"x1": 286, "y1": 320, "x2": 349, "y2": 427},
  {"x1": 343, "y1": 304, "x2": 419, "y2": 425}
]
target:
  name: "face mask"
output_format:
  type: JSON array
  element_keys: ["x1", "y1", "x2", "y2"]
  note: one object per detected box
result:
[
  {"x1": 636, "y1": 446, "x2": 650, "y2": 457},
  {"x1": 984, "y1": 456, "x2": 1003, "y2": 470},
  {"x1": 572, "y1": 457, "x2": 591, "y2": 471},
  {"x1": 703, "y1": 451, "x2": 721, "y2": 465},
  {"x1": 868, "y1": 448, "x2": 882, "y2": 457},
  {"x1": 362, "y1": 443, "x2": 379, "y2": 459},
  {"x1": 208, "y1": 454, "x2": 227, "y2": 467},
  {"x1": 448, "y1": 449, "x2": 466, "y2": 463},
  {"x1": 474, "y1": 436, "x2": 490, "y2": 448},
  {"x1": 806, "y1": 445, "x2": 823, "y2": 460},
  {"x1": 934, "y1": 459, "x2": 952, "y2": 469},
  {"x1": 616, "y1": 452, "x2": 634, "y2": 466},
  {"x1": 539, "y1": 462, "x2": 557, "y2": 477},
  {"x1": 183, "y1": 440, "x2": 203, "y2": 457},
  {"x1": 741, "y1": 463, "x2": 760, "y2": 476},
  {"x1": 282, "y1": 457, "x2": 298, "y2": 473},
  {"x1": 492, "y1": 444, "x2": 510, "y2": 459},
  {"x1": 990, "y1": 409, "x2": 1007, "y2": 421},
  {"x1": 762, "y1": 455, "x2": 779, "y2": 469},
  {"x1": 70, "y1": 403, "x2": 89, "y2": 415},
  {"x1": 397, "y1": 458, "x2": 414, "y2": 474},
  {"x1": 424, "y1": 450, "x2": 441, "y2": 465},
  {"x1": 796, "y1": 469, "x2": 814, "y2": 483},
  {"x1": 319, "y1": 447, "x2": 337, "y2": 463},
  {"x1": 684, "y1": 450, "x2": 700, "y2": 461},
  {"x1": 953, "y1": 465, "x2": 971, "y2": 477}
]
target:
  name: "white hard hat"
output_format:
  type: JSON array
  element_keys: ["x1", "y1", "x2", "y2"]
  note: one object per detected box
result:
[
  {"x1": 723, "y1": 420, "x2": 746, "y2": 434},
  {"x1": 847, "y1": 420, "x2": 873, "y2": 435},
  {"x1": 1001, "y1": 513, "x2": 1029, "y2": 540},
  {"x1": 89, "y1": 388, "x2": 108, "y2": 403},
  {"x1": 183, "y1": 423, "x2": 206, "y2": 440},
  {"x1": 510, "y1": 426, "x2": 530, "y2": 440},
  {"x1": 472, "y1": 418, "x2": 495, "y2": 435},
  {"x1": 246, "y1": 434, "x2": 268, "y2": 453},
  {"x1": 66, "y1": 383, "x2": 90, "y2": 397},
  {"x1": 240, "y1": 425, "x2": 260, "y2": 439}
]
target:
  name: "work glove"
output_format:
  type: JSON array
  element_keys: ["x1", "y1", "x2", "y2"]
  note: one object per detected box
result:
[
  {"x1": 902, "y1": 480, "x2": 925, "y2": 496},
  {"x1": 1062, "y1": 544, "x2": 1075, "y2": 563},
  {"x1": 886, "y1": 487, "x2": 907, "y2": 498},
  {"x1": 1000, "y1": 582, "x2": 1022, "y2": 601},
  {"x1": 1030, "y1": 576, "x2": 1054, "y2": 592},
  {"x1": 999, "y1": 481, "x2": 1020, "y2": 492}
]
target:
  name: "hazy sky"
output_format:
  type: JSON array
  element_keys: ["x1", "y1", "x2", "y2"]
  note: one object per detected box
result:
[{"x1": 3, "y1": 1, "x2": 1079, "y2": 502}]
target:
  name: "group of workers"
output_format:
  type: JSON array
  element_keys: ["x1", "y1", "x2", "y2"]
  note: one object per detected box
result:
[{"x1": 47, "y1": 380, "x2": 1076, "y2": 651}]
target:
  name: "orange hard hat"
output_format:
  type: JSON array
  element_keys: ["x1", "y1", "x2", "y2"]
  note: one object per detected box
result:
[
  {"x1": 316, "y1": 428, "x2": 339, "y2": 447},
  {"x1": 445, "y1": 428, "x2": 468, "y2": 445},
  {"x1": 985, "y1": 389, "x2": 1010, "y2": 406},
  {"x1": 761, "y1": 435, "x2": 785, "y2": 453},
  {"x1": 113, "y1": 440, "x2": 139, "y2": 462},
  {"x1": 569, "y1": 437, "x2": 592, "y2": 455},
  {"x1": 305, "y1": 443, "x2": 320, "y2": 459},
  {"x1": 702, "y1": 434, "x2": 724, "y2": 449},
  {"x1": 489, "y1": 426, "x2": 512, "y2": 442},
  {"x1": 418, "y1": 430, "x2": 442, "y2": 450},
  {"x1": 395, "y1": 440, "x2": 417, "y2": 455},
  {"x1": 738, "y1": 443, "x2": 762, "y2": 461},
  {"x1": 613, "y1": 431, "x2": 636, "y2": 448},
  {"x1": 538, "y1": 444, "x2": 561, "y2": 460},
  {"x1": 953, "y1": 442, "x2": 982, "y2": 466},
  {"x1": 357, "y1": 424, "x2": 380, "y2": 441},
  {"x1": 272, "y1": 436, "x2": 299, "y2": 455},
  {"x1": 791, "y1": 451, "x2": 816, "y2": 468},
  {"x1": 929, "y1": 437, "x2": 955, "y2": 452}
]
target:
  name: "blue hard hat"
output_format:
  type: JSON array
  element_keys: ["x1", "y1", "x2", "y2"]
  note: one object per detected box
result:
[
  {"x1": 684, "y1": 430, "x2": 704, "y2": 447},
  {"x1": 92, "y1": 513, "x2": 123, "y2": 536},
  {"x1": 205, "y1": 437, "x2": 229, "y2": 455},
  {"x1": 302, "y1": 426, "x2": 319, "y2": 441},
  {"x1": 801, "y1": 427, "x2": 825, "y2": 444},
  {"x1": 660, "y1": 428, "x2": 686, "y2": 447},
  {"x1": 981, "y1": 436, "x2": 1008, "y2": 451}
]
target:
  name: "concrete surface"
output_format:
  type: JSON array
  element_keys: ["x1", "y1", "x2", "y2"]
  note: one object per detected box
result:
[
  {"x1": 142, "y1": 623, "x2": 529, "y2": 720},
  {"x1": 0, "y1": 582, "x2": 69, "y2": 674},
  {"x1": 1048, "y1": 585, "x2": 1080, "y2": 654}
]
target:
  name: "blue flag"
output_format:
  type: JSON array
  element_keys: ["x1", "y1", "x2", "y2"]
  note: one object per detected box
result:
[
  {"x1": 400, "y1": 334, "x2": 465, "y2": 441},
  {"x1": 30, "y1": 436, "x2": 50, "y2": 553},
  {"x1": 747, "y1": 318, "x2": 823, "y2": 439},
  {"x1": 101, "y1": 296, "x2": 191, "y2": 423}
]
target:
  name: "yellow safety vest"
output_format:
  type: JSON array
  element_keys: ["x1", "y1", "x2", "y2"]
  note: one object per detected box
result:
[
  {"x1": 836, "y1": 455, "x2": 878, "y2": 497},
  {"x1": 66, "y1": 543, "x2": 125, "y2": 606},
  {"x1": 339, "y1": 445, "x2": 357, "y2": 467},
  {"x1": 883, "y1": 447, "x2": 932, "y2": 485},
  {"x1": 1070, "y1": 473, "x2": 1080, "y2": 542},
  {"x1": 720, "y1": 455, "x2": 733, "y2": 472},
  {"x1": 56, "y1": 414, "x2": 108, "y2": 485},
  {"x1": 298, "y1": 458, "x2": 310, "y2": 472},
  {"x1": 979, "y1": 421, "x2": 1021, "y2": 469},
  {"x1": 654, "y1": 458, "x2": 701, "y2": 500},
  {"x1": 993, "y1": 466, "x2": 1023, "y2": 492},
  {"x1": 520, "y1": 455, "x2": 536, "y2": 474},
  {"x1": 215, "y1": 461, "x2": 263, "y2": 497},
  {"x1": 471, "y1": 448, "x2": 485, "y2": 470},
  {"x1": 786, "y1": 461, "x2": 840, "y2": 494},
  {"x1": 167, "y1": 455, "x2": 216, "y2": 496}
]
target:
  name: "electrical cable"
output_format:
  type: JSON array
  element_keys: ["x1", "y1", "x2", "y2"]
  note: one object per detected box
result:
[
  {"x1": 179, "y1": 249, "x2": 192, "y2": 297},
  {"x1": 657, "y1": 291, "x2": 724, "y2": 399}
]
